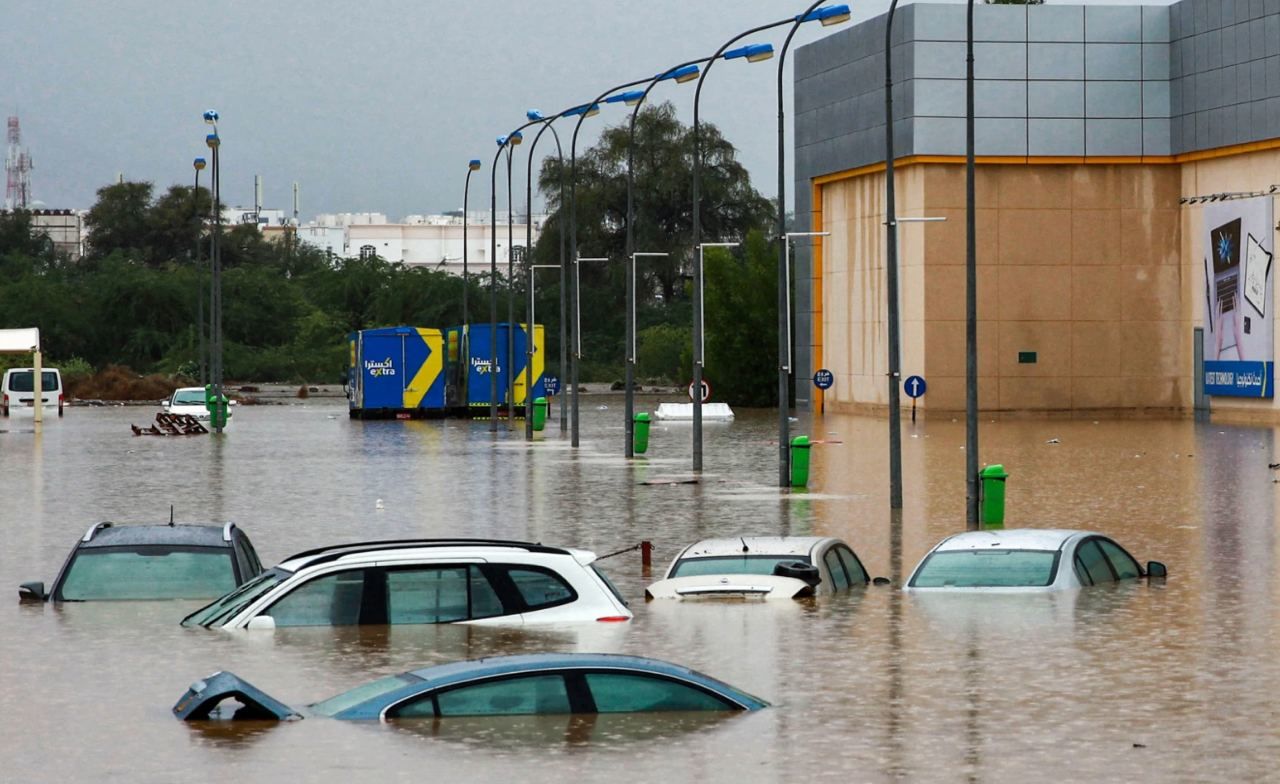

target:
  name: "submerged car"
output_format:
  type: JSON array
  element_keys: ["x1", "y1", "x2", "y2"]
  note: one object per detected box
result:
[
  {"x1": 645, "y1": 536, "x2": 874, "y2": 600},
  {"x1": 162, "y1": 386, "x2": 232, "y2": 426},
  {"x1": 904, "y1": 529, "x2": 1167, "y2": 592},
  {"x1": 174, "y1": 653, "x2": 768, "y2": 721},
  {"x1": 19, "y1": 521, "x2": 263, "y2": 602},
  {"x1": 181, "y1": 538, "x2": 632, "y2": 629}
]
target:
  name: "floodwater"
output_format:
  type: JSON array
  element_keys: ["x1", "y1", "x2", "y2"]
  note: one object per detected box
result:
[{"x1": 2, "y1": 398, "x2": 1279, "y2": 782}]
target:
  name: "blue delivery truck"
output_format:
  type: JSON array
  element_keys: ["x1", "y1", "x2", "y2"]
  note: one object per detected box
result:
[
  {"x1": 346, "y1": 326, "x2": 447, "y2": 419},
  {"x1": 443, "y1": 322, "x2": 546, "y2": 415}
]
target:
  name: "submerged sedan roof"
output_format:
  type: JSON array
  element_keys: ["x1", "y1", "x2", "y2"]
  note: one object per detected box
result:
[
  {"x1": 932, "y1": 529, "x2": 1094, "y2": 553},
  {"x1": 79, "y1": 523, "x2": 233, "y2": 549},
  {"x1": 402, "y1": 653, "x2": 729, "y2": 689},
  {"x1": 677, "y1": 536, "x2": 830, "y2": 558}
]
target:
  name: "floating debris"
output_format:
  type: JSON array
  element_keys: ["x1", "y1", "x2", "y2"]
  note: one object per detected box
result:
[{"x1": 130, "y1": 413, "x2": 208, "y2": 436}]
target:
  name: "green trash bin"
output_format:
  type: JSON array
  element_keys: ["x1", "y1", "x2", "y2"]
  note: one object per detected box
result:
[
  {"x1": 979, "y1": 464, "x2": 1009, "y2": 529},
  {"x1": 790, "y1": 435, "x2": 812, "y2": 488},
  {"x1": 532, "y1": 396, "x2": 548, "y2": 432},
  {"x1": 633, "y1": 412, "x2": 651, "y2": 454}
]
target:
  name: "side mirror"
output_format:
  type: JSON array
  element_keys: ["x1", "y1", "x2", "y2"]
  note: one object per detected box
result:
[
  {"x1": 245, "y1": 615, "x2": 277, "y2": 631},
  {"x1": 1145, "y1": 561, "x2": 1167, "y2": 579},
  {"x1": 872, "y1": 576, "x2": 891, "y2": 586},
  {"x1": 18, "y1": 581, "x2": 46, "y2": 603}
]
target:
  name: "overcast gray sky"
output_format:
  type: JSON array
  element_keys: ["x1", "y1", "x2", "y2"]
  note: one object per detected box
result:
[{"x1": 3, "y1": 0, "x2": 1171, "y2": 220}]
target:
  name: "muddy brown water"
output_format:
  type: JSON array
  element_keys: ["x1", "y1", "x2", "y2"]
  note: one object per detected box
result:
[{"x1": 2, "y1": 401, "x2": 1278, "y2": 781}]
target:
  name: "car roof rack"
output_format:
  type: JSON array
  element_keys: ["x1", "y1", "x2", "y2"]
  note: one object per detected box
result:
[
  {"x1": 81, "y1": 521, "x2": 114, "y2": 542},
  {"x1": 282, "y1": 538, "x2": 569, "y2": 567}
]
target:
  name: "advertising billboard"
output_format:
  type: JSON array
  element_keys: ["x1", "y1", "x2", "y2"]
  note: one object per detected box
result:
[{"x1": 1202, "y1": 197, "x2": 1275, "y2": 397}]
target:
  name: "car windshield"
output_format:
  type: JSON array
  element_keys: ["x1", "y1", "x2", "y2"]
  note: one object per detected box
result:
[
  {"x1": 7, "y1": 371, "x2": 58, "y2": 392},
  {"x1": 181, "y1": 568, "x2": 289, "y2": 627},
  {"x1": 670, "y1": 555, "x2": 812, "y2": 578},
  {"x1": 172, "y1": 390, "x2": 206, "y2": 405},
  {"x1": 59, "y1": 547, "x2": 237, "y2": 600},
  {"x1": 311, "y1": 674, "x2": 420, "y2": 717},
  {"x1": 910, "y1": 550, "x2": 1060, "y2": 588}
]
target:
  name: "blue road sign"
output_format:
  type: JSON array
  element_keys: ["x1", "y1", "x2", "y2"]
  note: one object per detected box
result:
[
  {"x1": 904, "y1": 375, "x2": 927, "y2": 399},
  {"x1": 813, "y1": 369, "x2": 834, "y2": 390},
  {"x1": 543, "y1": 375, "x2": 561, "y2": 396}
]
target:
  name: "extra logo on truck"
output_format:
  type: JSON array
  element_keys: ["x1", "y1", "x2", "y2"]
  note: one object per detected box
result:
[
  {"x1": 471, "y1": 357, "x2": 501, "y2": 375},
  {"x1": 365, "y1": 358, "x2": 396, "y2": 377}
]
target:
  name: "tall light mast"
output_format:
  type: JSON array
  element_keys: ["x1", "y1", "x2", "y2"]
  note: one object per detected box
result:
[{"x1": 5, "y1": 116, "x2": 34, "y2": 210}]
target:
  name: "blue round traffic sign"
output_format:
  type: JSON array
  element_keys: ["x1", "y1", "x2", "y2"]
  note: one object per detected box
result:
[
  {"x1": 904, "y1": 375, "x2": 927, "y2": 398},
  {"x1": 543, "y1": 375, "x2": 561, "y2": 396},
  {"x1": 813, "y1": 369, "x2": 834, "y2": 390}
]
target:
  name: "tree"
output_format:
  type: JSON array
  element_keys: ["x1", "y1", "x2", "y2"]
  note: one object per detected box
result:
[
  {"x1": 532, "y1": 102, "x2": 773, "y2": 379},
  {"x1": 703, "y1": 230, "x2": 781, "y2": 407},
  {"x1": 83, "y1": 181, "x2": 155, "y2": 262}
]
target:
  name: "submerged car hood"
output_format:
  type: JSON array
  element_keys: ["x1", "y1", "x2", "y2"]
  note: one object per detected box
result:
[{"x1": 645, "y1": 574, "x2": 815, "y2": 600}]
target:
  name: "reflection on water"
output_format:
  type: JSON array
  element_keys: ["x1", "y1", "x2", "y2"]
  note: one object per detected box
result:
[{"x1": 3, "y1": 402, "x2": 1280, "y2": 781}]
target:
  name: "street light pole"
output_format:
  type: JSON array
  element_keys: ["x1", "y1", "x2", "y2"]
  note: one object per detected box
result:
[
  {"x1": 776, "y1": 3, "x2": 852, "y2": 487},
  {"x1": 463, "y1": 159, "x2": 480, "y2": 360},
  {"x1": 885, "y1": 0, "x2": 906, "y2": 510},
  {"x1": 193, "y1": 157, "x2": 206, "y2": 386},
  {"x1": 505, "y1": 135, "x2": 521, "y2": 428},
  {"x1": 488, "y1": 136, "x2": 509, "y2": 431},
  {"x1": 624, "y1": 61, "x2": 704, "y2": 458},
  {"x1": 966, "y1": 0, "x2": 979, "y2": 528},
  {"x1": 203, "y1": 109, "x2": 224, "y2": 434},
  {"x1": 692, "y1": 28, "x2": 784, "y2": 473},
  {"x1": 522, "y1": 112, "x2": 567, "y2": 441}
]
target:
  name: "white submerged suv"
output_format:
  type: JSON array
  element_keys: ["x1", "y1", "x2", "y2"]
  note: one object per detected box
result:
[{"x1": 181, "y1": 539, "x2": 633, "y2": 629}]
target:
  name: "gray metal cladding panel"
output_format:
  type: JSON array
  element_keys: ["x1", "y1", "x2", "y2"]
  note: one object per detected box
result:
[
  {"x1": 1267, "y1": 16, "x2": 1280, "y2": 57},
  {"x1": 1229, "y1": 22, "x2": 1252, "y2": 65},
  {"x1": 976, "y1": 118, "x2": 1029, "y2": 155},
  {"x1": 975, "y1": 80, "x2": 1028, "y2": 118},
  {"x1": 975, "y1": 42, "x2": 1028, "y2": 80},
  {"x1": 1085, "y1": 118, "x2": 1143, "y2": 155},
  {"x1": 1143, "y1": 44, "x2": 1171, "y2": 78},
  {"x1": 1028, "y1": 81, "x2": 1085, "y2": 118},
  {"x1": 1143, "y1": 80, "x2": 1172, "y2": 117},
  {"x1": 912, "y1": 4, "x2": 968, "y2": 41},
  {"x1": 1086, "y1": 43, "x2": 1144, "y2": 80},
  {"x1": 1087, "y1": 81, "x2": 1143, "y2": 118},
  {"x1": 1086, "y1": 6, "x2": 1143, "y2": 42},
  {"x1": 1270, "y1": 56, "x2": 1280, "y2": 96},
  {"x1": 1028, "y1": 118, "x2": 1085, "y2": 155},
  {"x1": 1143, "y1": 118, "x2": 1173, "y2": 154},
  {"x1": 914, "y1": 116, "x2": 968, "y2": 155},
  {"x1": 915, "y1": 78, "x2": 967, "y2": 117},
  {"x1": 1029, "y1": 5, "x2": 1084, "y2": 43},
  {"x1": 1143, "y1": 6, "x2": 1171, "y2": 43},
  {"x1": 1029, "y1": 43, "x2": 1085, "y2": 80},
  {"x1": 973, "y1": 4, "x2": 1027, "y2": 42},
  {"x1": 1251, "y1": 20, "x2": 1269, "y2": 61},
  {"x1": 913, "y1": 41, "x2": 968, "y2": 79},
  {"x1": 1251, "y1": 60, "x2": 1270, "y2": 101}
]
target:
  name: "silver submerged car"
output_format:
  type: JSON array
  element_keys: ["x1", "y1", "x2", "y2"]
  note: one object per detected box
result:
[
  {"x1": 645, "y1": 536, "x2": 875, "y2": 600},
  {"x1": 904, "y1": 529, "x2": 1167, "y2": 593}
]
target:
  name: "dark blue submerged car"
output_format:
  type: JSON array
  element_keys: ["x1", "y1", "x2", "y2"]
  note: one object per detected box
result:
[{"x1": 174, "y1": 653, "x2": 769, "y2": 722}]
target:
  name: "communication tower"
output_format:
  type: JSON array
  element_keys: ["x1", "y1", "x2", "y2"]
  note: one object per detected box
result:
[{"x1": 5, "y1": 116, "x2": 33, "y2": 210}]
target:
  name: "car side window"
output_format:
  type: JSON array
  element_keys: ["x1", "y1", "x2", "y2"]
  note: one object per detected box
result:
[
  {"x1": 836, "y1": 546, "x2": 868, "y2": 584},
  {"x1": 824, "y1": 549, "x2": 850, "y2": 591},
  {"x1": 504, "y1": 567, "x2": 576, "y2": 610},
  {"x1": 265, "y1": 570, "x2": 365, "y2": 626},
  {"x1": 434, "y1": 675, "x2": 571, "y2": 717},
  {"x1": 1074, "y1": 540, "x2": 1114, "y2": 585},
  {"x1": 585, "y1": 673, "x2": 735, "y2": 713},
  {"x1": 1097, "y1": 539, "x2": 1141, "y2": 580},
  {"x1": 386, "y1": 567, "x2": 470, "y2": 624}
]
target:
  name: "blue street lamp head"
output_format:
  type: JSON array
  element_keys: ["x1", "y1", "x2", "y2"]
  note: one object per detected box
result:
[
  {"x1": 605, "y1": 90, "x2": 646, "y2": 106},
  {"x1": 202, "y1": 109, "x2": 219, "y2": 124},
  {"x1": 193, "y1": 157, "x2": 207, "y2": 171},
  {"x1": 725, "y1": 43, "x2": 775, "y2": 63},
  {"x1": 562, "y1": 103, "x2": 600, "y2": 118},
  {"x1": 658, "y1": 64, "x2": 700, "y2": 83},
  {"x1": 468, "y1": 159, "x2": 481, "y2": 171},
  {"x1": 509, "y1": 130, "x2": 523, "y2": 145},
  {"x1": 497, "y1": 135, "x2": 508, "y2": 147},
  {"x1": 205, "y1": 133, "x2": 220, "y2": 149},
  {"x1": 798, "y1": 4, "x2": 852, "y2": 25},
  {"x1": 526, "y1": 110, "x2": 544, "y2": 122}
]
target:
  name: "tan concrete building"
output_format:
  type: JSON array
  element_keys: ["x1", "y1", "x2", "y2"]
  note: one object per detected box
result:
[{"x1": 794, "y1": 2, "x2": 1280, "y2": 419}]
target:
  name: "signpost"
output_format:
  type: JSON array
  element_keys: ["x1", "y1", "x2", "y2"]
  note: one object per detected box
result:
[
  {"x1": 543, "y1": 374, "x2": 560, "y2": 397},
  {"x1": 687, "y1": 378, "x2": 711, "y2": 403},
  {"x1": 813, "y1": 369, "x2": 834, "y2": 390},
  {"x1": 904, "y1": 374, "x2": 926, "y2": 423}
]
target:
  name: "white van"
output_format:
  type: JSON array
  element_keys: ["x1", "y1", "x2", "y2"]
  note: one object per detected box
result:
[{"x1": 1, "y1": 367, "x2": 64, "y2": 417}]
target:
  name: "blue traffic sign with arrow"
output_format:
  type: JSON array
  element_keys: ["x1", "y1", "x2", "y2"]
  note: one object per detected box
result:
[{"x1": 904, "y1": 375, "x2": 927, "y2": 398}]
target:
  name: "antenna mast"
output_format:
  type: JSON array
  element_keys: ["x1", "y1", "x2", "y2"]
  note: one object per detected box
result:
[{"x1": 4, "y1": 116, "x2": 33, "y2": 210}]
